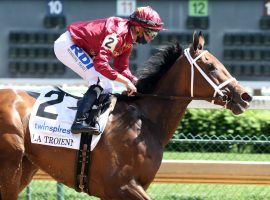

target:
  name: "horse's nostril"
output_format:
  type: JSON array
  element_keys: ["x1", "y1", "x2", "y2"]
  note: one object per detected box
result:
[{"x1": 241, "y1": 92, "x2": 252, "y2": 102}]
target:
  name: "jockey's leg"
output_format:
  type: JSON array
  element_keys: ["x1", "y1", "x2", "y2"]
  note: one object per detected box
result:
[
  {"x1": 0, "y1": 133, "x2": 24, "y2": 200},
  {"x1": 71, "y1": 83, "x2": 103, "y2": 134},
  {"x1": 117, "y1": 180, "x2": 152, "y2": 200},
  {"x1": 54, "y1": 32, "x2": 114, "y2": 135}
]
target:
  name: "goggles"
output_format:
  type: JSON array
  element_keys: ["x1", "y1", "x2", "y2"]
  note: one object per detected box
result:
[{"x1": 144, "y1": 28, "x2": 159, "y2": 39}]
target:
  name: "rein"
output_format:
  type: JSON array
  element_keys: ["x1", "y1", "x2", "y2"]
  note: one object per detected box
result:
[{"x1": 134, "y1": 92, "x2": 228, "y2": 102}]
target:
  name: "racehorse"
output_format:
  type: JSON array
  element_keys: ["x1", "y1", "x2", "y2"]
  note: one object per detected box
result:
[{"x1": 0, "y1": 31, "x2": 252, "y2": 200}]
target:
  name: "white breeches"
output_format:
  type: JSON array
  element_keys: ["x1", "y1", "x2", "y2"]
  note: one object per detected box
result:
[{"x1": 54, "y1": 31, "x2": 114, "y2": 93}]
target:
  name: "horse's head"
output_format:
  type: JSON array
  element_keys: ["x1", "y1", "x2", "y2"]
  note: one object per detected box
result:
[{"x1": 184, "y1": 31, "x2": 252, "y2": 115}]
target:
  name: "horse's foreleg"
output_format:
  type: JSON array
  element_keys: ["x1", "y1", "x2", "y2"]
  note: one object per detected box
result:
[
  {"x1": 19, "y1": 156, "x2": 39, "y2": 192},
  {"x1": 0, "y1": 161, "x2": 23, "y2": 200},
  {"x1": 0, "y1": 133, "x2": 24, "y2": 200},
  {"x1": 118, "y1": 180, "x2": 151, "y2": 200}
]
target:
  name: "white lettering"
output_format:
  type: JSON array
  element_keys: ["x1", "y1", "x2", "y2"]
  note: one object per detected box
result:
[{"x1": 48, "y1": 0, "x2": 63, "y2": 15}]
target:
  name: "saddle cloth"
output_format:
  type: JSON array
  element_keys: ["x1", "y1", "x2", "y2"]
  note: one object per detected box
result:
[{"x1": 29, "y1": 87, "x2": 113, "y2": 151}]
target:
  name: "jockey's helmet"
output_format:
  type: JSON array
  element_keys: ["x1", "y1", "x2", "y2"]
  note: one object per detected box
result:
[
  {"x1": 129, "y1": 6, "x2": 163, "y2": 44},
  {"x1": 129, "y1": 6, "x2": 164, "y2": 31}
]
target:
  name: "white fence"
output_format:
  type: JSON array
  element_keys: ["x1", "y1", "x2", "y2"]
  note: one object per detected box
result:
[{"x1": 1, "y1": 78, "x2": 270, "y2": 109}]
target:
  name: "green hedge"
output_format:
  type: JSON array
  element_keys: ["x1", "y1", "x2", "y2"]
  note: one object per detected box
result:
[{"x1": 167, "y1": 109, "x2": 270, "y2": 153}]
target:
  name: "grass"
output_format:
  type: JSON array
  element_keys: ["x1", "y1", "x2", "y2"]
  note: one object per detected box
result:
[
  {"x1": 163, "y1": 151, "x2": 270, "y2": 161},
  {"x1": 19, "y1": 181, "x2": 270, "y2": 200},
  {"x1": 148, "y1": 184, "x2": 270, "y2": 200}
]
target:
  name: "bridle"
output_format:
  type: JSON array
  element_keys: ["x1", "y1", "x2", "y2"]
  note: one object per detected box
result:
[
  {"x1": 134, "y1": 48, "x2": 236, "y2": 105},
  {"x1": 184, "y1": 48, "x2": 236, "y2": 104}
]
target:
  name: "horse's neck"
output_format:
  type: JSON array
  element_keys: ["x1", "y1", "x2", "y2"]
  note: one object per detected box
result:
[
  {"x1": 136, "y1": 57, "x2": 192, "y2": 146},
  {"x1": 137, "y1": 98, "x2": 190, "y2": 146}
]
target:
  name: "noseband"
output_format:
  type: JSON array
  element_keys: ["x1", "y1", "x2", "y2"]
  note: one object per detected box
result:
[{"x1": 135, "y1": 48, "x2": 236, "y2": 104}]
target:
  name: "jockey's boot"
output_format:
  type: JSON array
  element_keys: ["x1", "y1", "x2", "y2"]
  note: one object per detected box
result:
[{"x1": 71, "y1": 83, "x2": 103, "y2": 135}]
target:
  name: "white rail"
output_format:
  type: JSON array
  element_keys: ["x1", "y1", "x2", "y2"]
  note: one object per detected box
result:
[
  {"x1": 154, "y1": 160, "x2": 270, "y2": 184},
  {"x1": 1, "y1": 78, "x2": 269, "y2": 109}
]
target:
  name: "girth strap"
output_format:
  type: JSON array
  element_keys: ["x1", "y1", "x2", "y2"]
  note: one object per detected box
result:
[
  {"x1": 74, "y1": 93, "x2": 116, "y2": 194},
  {"x1": 75, "y1": 133, "x2": 92, "y2": 193}
]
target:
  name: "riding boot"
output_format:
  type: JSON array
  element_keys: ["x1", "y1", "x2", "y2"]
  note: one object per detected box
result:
[{"x1": 71, "y1": 83, "x2": 103, "y2": 134}]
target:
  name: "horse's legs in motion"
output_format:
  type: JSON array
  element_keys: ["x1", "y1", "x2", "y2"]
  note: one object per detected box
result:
[
  {"x1": 117, "y1": 180, "x2": 152, "y2": 200},
  {"x1": 0, "y1": 132, "x2": 25, "y2": 200},
  {"x1": 19, "y1": 156, "x2": 39, "y2": 192}
]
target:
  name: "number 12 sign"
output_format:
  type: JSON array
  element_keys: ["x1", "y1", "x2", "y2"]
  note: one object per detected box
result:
[{"x1": 189, "y1": 0, "x2": 208, "y2": 17}]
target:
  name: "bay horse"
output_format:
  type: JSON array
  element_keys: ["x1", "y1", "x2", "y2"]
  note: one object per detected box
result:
[{"x1": 0, "y1": 31, "x2": 252, "y2": 200}]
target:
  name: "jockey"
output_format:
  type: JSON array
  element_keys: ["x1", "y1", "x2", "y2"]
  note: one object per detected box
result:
[{"x1": 54, "y1": 6, "x2": 164, "y2": 135}]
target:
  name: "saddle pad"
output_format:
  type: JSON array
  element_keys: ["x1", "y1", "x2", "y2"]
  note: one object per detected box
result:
[{"x1": 29, "y1": 87, "x2": 110, "y2": 150}]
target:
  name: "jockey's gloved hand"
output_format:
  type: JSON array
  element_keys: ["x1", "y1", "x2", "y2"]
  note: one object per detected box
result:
[
  {"x1": 125, "y1": 80, "x2": 137, "y2": 96},
  {"x1": 132, "y1": 77, "x2": 138, "y2": 85}
]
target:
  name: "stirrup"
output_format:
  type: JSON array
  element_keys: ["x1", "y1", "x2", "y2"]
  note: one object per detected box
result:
[
  {"x1": 71, "y1": 122, "x2": 101, "y2": 135},
  {"x1": 88, "y1": 127, "x2": 101, "y2": 135}
]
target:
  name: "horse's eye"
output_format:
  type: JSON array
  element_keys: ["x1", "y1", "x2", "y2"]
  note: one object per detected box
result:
[{"x1": 208, "y1": 63, "x2": 216, "y2": 71}]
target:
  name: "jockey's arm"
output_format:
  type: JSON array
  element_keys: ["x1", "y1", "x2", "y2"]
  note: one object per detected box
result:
[
  {"x1": 113, "y1": 48, "x2": 138, "y2": 84},
  {"x1": 93, "y1": 47, "x2": 118, "y2": 80},
  {"x1": 93, "y1": 46, "x2": 137, "y2": 95}
]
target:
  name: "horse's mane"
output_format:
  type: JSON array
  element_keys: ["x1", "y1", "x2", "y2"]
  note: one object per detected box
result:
[
  {"x1": 116, "y1": 42, "x2": 182, "y2": 101},
  {"x1": 136, "y1": 42, "x2": 182, "y2": 93}
]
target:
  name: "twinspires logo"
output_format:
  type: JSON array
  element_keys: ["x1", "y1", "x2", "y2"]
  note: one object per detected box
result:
[{"x1": 70, "y1": 44, "x2": 94, "y2": 70}]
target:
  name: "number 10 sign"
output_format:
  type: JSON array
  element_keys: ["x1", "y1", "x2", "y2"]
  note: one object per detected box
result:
[{"x1": 47, "y1": 0, "x2": 63, "y2": 15}]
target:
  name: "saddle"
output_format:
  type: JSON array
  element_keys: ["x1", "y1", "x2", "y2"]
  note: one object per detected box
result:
[{"x1": 28, "y1": 87, "x2": 117, "y2": 194}]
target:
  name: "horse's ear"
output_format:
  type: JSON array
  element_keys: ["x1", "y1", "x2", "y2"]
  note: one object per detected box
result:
[
  {"x1": 198, "y1": 31, "x2": 205, "y2": 50},
  {"x1": 192, "y1": 31, "x2": 199, "y2": 51},
  {"x1": 192, "y1": 31, "x2": 205, "y2": 51},
  {"x1": 198, "y1": 31, "x2": 203, "y2": 37}
]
